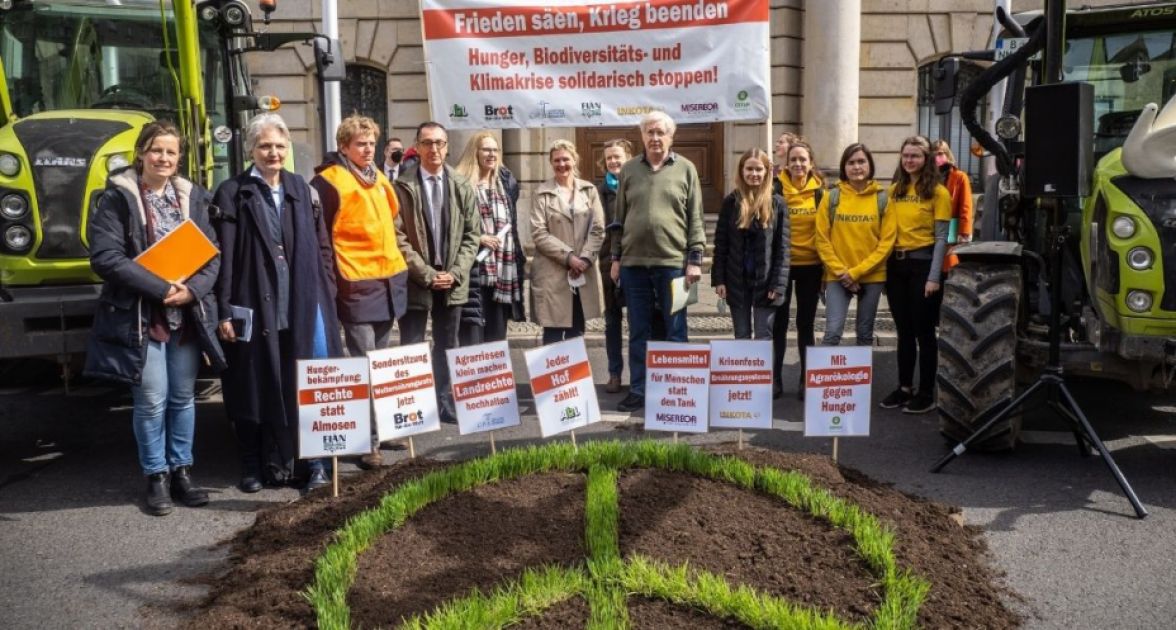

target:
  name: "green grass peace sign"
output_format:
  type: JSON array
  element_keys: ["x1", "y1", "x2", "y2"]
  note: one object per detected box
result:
[{"x1": 306, "y1": 440, "x2": 929, "y2": 629}]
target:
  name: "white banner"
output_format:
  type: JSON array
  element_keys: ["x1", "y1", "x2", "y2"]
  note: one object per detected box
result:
[
  {"x1": 803, "y1": 347, "x2": 873, "y2": 437},
  {"x1": 369, "y1": 343, "x2": 441, "y2": 442},
  {"x1": 644, "y1": 341, "x2": 710, "y2": 433},
  {"x1": 448, "y1": 340, "x2": 522, "y2": 435},
  {"x1": 420, "y1": 0, "x2": 771, "y2": 128},
  {"x1": 708, "y1": 339, "x2": 773, "y2": 430},
  {"x1": 524, "y1": 337, "x2": 598, "y2": 437},
  {"x1": 297, "y1": 358, "x2": 372, "y2": 458}
]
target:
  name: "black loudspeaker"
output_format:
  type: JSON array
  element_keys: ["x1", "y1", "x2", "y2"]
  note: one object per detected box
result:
[{"x1": 1024, "y1": 82, "x2": 1093, "y2": 198}]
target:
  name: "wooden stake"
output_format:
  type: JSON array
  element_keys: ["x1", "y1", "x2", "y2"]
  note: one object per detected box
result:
[
  {"x1": 738, "y1": 429, "x2": 744, "y2": 450},
  {"x1": 673, "y1": 432, "x2": 679, "y2": 443},
  {"x1": 408, "y1": 437, "x2": 415, "y2": 459},
  {"x1": 331, "y1": 456, "x2": 339, "y2": 498},
  {"x1": 570, "y1": 430, "x2": 578, "y2": 451},
  {"x1": 490, "y1": 432, "x2": 497, "y2": 455},
  {"x1": 832, "y1": 437, "x2": 839, "y2": 463}
]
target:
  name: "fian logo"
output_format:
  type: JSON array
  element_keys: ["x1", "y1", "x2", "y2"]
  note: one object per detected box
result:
[
  {"x1": 322, "y1": 434, "x2": 347, "y2": 453},
  {"x1": 484, "y1": 104, "x2": 515, "y2": 120},
  {"x1": 581, "y1": 102, "x2": 602, "y2": 118},
  {"x1": 35, "y1": 156, "x2": 87, "y2": 168},
  {"x1": 393, "y1": 409, "x2": 426, "y2": 427},
  {"x1": 529, "y1": 101, "x2": 567, "y2": 120},
  {"x1": 450, "y1": 104, "x2": 469, "y2": 119}
]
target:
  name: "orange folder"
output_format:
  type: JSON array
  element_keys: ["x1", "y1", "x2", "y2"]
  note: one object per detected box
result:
[{"x1": 134, "y1": 218, "x2": 219, "y2": 283}]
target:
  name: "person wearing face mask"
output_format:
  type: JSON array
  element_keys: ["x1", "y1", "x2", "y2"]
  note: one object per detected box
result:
[
  {"x1": 213, "y1": 113, "x2": 343, "y2": 492},
  {"x1": 773, "y1": 140, "x2": 825, "y2": 400},
  {"x1": 383, "y1": 135, "x2": 405, "y2": 182},
  {"x1": 814, "y1": 143, "x2": 896, "y2": 348},
  {"x1": 310, "y1": 114, "x2": 410, "y2": 468},
  {"x1": 712, "y1": 148, "x2": 790, "y2": 339},
  {"x1": 932, "y1": 139, "x2": 973, "y2": 276}
]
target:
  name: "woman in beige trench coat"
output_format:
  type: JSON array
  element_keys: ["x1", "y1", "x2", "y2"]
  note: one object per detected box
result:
[{"x1": 530, "y1": 139, "x2": 606, "y2": 343}]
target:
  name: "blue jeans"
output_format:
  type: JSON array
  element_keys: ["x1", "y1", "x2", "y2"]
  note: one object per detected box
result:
[
  {"x1": 823, "y1": 282, "x2": 884, "y2": 346},
  {"x1": 131, "y1": 337, "x2": 200, "y2": 475},
  {"x1": 621, "y1": 266, "x2": 688, "y2": 396}
]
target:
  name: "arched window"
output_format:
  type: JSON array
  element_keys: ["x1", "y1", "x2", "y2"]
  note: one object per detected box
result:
[{"x1": 340, "y1": 64, "x2": 388, "y2": 157}]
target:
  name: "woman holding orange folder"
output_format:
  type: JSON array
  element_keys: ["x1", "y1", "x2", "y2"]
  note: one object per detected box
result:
[{"x1": 85, "y1": 120, "x2": 225, "y2": 517}]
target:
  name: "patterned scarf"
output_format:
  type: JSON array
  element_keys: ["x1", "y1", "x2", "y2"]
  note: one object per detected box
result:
[
  {"x1": 140, "y1": 179, "x2": 185, "y2": 335},
  {"x1": 477, "y1": 179, "x2": 520, "y2": 305},
  {"x1": 337, "y1": 153, "x2": 378, "y2": 187}
]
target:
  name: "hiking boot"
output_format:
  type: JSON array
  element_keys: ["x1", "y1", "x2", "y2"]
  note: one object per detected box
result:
[
  {"x1": 617, "y1": 393, "x2": 645, "y2": 412},
  {"x1": 145, "y1": 472, "x2": 174, "y2": 516},
  {"x1": 879, "y1": 388, "x2": 913, "y2": 409},
  {"x1": 903, "y1": 392, "x2": 936, "y2": 414},
  {"x1": 605, "y1": 375, "x2": 622, "y2": 394},
  {"x1": 170, "y1": 466, "x2": 209, "y2": 507},
  {"x1": 357, "y1": 445, "x2": 382, "y2": 470}
]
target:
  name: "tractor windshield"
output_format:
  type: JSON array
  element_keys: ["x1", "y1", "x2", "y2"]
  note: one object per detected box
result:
[
  {"x1": 0, "y1": 0, "x2": 193, "y2": 118},
  {"x1": 1064, "y1": 29, "x2": 1176, "y2": 157}
]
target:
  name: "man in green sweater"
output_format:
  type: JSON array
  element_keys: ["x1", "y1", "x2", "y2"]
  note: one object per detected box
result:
[{"x1": 608, "y1": 111, "x2": 706, "y2": 412}]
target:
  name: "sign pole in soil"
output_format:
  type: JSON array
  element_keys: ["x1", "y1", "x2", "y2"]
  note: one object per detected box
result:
[
  {"x1": 369, "y1": 343, "x2": 441, "y2": 459},
  {"x1": 297, "y1": 357, "x2": 372, "y2": 498},
  {"x1": 708, "y1": 340, "x2": 773, "y2": 447},
  {"x1": 332, "y1": 457, "x2": 339, "y2": 495},
  {"x1": 645, "y1": 342, "x2": 711, "y2": 435},
  {"x1": 803, "y1": 347, "x2": 873, "y2": 461},
  {"x1": 525, "y1": 337, "x2": 599, "y2": 440},
  {"x1": 448, "y1": 340, "x2": 521, "y2": 451}
]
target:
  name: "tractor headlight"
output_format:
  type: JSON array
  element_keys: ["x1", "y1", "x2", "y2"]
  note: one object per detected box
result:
[
  {"x1": 106, "y1": 154, "x2": 130, "y2": 172},
  {"x1": 3, "y1": 224, "x2": 31, "y2": 250},
  {"x1": 1126, "y1": 290, "x2": 1153, "y2": 313},
  {"x1": 1111, "y1": 216, "x2": 1136, "y2": 239},
  {"x1": 1126, "y1": 247, "x2": 1154, "y2": 270},
  {"x1": 0, "y1": 193, "x2": 27, "y2": 220},
  {"x1": 995, "y1": 114, "x2": 1022, "y2": 140},
  {"x1": 222, "y1": 2, "x2": 247, "y2": 25},
  {"x1": 0, "y1": 153, "x2": 19, "y2": 177}
]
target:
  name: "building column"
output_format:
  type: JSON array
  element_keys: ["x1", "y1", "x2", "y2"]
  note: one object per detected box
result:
[{"x1": 801, "y1": 0, "x2": 860, "y2": 174}]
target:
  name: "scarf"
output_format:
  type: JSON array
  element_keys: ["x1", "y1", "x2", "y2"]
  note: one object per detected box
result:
[{"x1": 338, "y1": 153, "x2": 378, "y2": 187}]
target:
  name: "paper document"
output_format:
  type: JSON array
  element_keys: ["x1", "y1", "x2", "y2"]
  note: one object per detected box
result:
[
  {"x1": 134, "y1": 219, "x2": 218, "y2": 283},
  {"x1": 669, "y1": 276, "x2": 699, "y2": 314},
  {"x1": 475, "y1": 224, "x2": 512, "y2": 263},
  {"x1": 229, "y1": 304, "x2": 253, "y2": 342}
]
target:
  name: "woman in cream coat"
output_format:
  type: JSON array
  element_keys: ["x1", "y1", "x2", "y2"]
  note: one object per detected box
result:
[{"x1": 530, "y1": 139, "x2": 605, "y2": 343}]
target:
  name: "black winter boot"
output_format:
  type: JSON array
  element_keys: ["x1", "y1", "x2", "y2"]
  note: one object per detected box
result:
[
  {"x1": 170, "y1": 466, "x2": 210, "y2": 507},
  {"x1": 145, "y1": 472, "x2": 174, "y2": 516}
]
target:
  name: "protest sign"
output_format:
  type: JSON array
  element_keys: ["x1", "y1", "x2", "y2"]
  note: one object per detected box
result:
[
  {"x1": 448, "y1": 340, "x2": 521, "y2": 435},
  {"x1": 804, "y1": 346, "x2": 873, "y2": 437},
  {"x1": 297, "y1": 358, "x2": 371, "y2": 458},
  {"x1": 645, "y1": 341, "x2": 710, "y2": 433},
  {"x1": 708, "y1": 339, "x2": 773, "y2": 430},
  {"x1": 369, "y1": 343, "x2": 440, "y2": 442},
  {"x1": 525, "y1": 337, "x2": 598, "y2": 437},
  {"x1": 420, "y1": 0, "x2": 770, "y2": 128}
]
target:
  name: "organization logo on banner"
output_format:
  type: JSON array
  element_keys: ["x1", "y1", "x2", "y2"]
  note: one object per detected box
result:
[
  {"x1": 449, "y1": 104, "x2": 469, "y2": 119},
  {"x1": 680, "y1": 102, "x2": 719, "y2": 116},
  {"x1": 529, "y1": 101, "x2": 568, "y2": 120},
  {"x1": 322, "y1": 434, "x2": 347, "y2": 453},
  {"x1": 581, "y1": 102, "x2": 602, "y2": 118},
  {"x1": 616, "y1": 105, "x2": 660, "y2": 116},
  {"x1": 483, "y1": 104, "x2": 515, "y2": 121},
  {"x1": 734, "y1": 89, "x2": 752, "y2": 112},
  {"x1": 476, "y1": 411, "x2": 510, "y2": 430}
]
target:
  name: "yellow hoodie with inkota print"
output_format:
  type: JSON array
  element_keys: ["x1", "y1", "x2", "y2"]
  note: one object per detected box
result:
[
  {"x1": 815, "y1": 180, "x2": 897, "y2": 284},
  {"x1": 779, "y1": 174, "x2": 823, "y2": 266}
]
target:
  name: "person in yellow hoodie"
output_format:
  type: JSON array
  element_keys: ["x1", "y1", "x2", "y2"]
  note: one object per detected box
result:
[
  {"x1": 815, "y1": 143, "x2": 896, "y2": 347},
  {"x1": 878, "y1": 136, "x2": 953, "y2": 415},
  {"x1": 773, "y1": 140, "x2": 825, "y2": 399},
  {"x1": 310, "y1": 114, "x2": 410, "y2": 468}
]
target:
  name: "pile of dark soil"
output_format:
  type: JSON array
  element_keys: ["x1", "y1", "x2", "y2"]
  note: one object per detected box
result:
[{"x1": 183, "y1": 445, "x2": 1020, "y2": 629}]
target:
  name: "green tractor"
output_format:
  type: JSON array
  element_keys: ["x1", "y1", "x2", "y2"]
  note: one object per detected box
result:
[
  {"x1": 0, "y1": 0, "x2": 327, "y2": 373},
  {"x1": 937, "y1": 1, "x2": 1176, "y2": 449}
]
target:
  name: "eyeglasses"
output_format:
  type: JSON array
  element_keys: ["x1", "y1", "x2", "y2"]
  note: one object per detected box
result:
[
  {"x1": 419, "y1": 140, "x2": 448, "y2": 149},
  {"x1": 480, "y1": 147, "x2": 500, "y2": 154}
]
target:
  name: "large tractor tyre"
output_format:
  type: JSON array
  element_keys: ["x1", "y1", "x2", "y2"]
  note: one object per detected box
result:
[{"x1": 937, "y1": 262, "x2": 1022, "y2": 451}]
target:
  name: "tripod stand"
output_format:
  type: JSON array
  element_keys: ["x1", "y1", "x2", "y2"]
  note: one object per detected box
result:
[{"x1": 931, "y1": 198, "x2": 1148, "y2": 519}]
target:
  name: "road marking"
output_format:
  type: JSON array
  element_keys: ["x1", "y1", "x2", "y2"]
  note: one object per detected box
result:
[
  {"x1": 774, "y1": 420, "x2": 804, "y2": 432},
  {"x1": 1142, "y1": 435, "x2": 1176, "y2": 450}
]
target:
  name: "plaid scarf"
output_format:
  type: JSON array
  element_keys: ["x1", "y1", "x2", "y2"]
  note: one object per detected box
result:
[{"x1": 477, "y1": 179, "x2": 520, "y2": 304}]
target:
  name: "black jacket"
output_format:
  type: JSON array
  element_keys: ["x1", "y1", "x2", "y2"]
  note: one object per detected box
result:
[
  {"x1": 711, "y1": 191, "x2": 791, "y2": 307},
  {"x1": 460, "y1": 165, "x2": 527, "y2": 324},
  {"x1": 84, "y1": 168, "x2": 225, "y2": 384}
]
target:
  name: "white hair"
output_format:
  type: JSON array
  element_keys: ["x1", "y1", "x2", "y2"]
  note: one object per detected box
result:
[
  {"x1": 244, "y1": 113, "x2": 291, "y2": 152},
  {"x1": 639, "y1": 110, "x2": 676, "y2": 137}
]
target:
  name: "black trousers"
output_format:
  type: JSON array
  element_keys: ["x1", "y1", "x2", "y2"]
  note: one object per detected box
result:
[
  {"x1": 459, "y1": 286, "x2": 511, "y2": 346},
  {"x1": 399, "y1": 299, "x2": 462, "y2": 420},
  {"x1": 773, "y1": 264, "x2": 822, "y2": 389},
  {"x1": 885, "y1": 256, "x2": 941, "y2": 392},
  {"x1": 542, "y1": 292, "x2": 586, "y2": 344}
]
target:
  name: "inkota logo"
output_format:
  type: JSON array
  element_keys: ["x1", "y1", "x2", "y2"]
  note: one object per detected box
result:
[
  {"x1": 322, "y1": 434, "x2": 347, "y2": 453},
  {"x1": 529, "y1": 101, "x2": 567, "y2": 120},
  {"x1": 394, "y1": 409, "x2": 426, "y2": 427},
  {"x1": 581, "y1": 102, "x2": 602, "y2": 118},
  {"x1": 719, "y1": 410, "x2": 756, "y2": 419},
  {"x1": 733, "y1": 89, "x2": 751, "y2": 112},
  {"x1": 616, "y1": 105, "x2": 659, "y2": 116},
  {"x1": 680, "y1": 102, "x2": 718, "y2": 116},
  {"x1": 484, "y1": 104, "x2": 515, "y2": 121},
  {"x1": 34, "y1": 156, "x2": 86, "y2": 167},
  {"x1": 449, "y1": 104, "x2": 469, "y2": 119}
]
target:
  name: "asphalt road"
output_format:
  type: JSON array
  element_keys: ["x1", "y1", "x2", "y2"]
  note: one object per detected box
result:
[{"x1": 1, "y1": 346, "x2": 1174, "y2": 629}]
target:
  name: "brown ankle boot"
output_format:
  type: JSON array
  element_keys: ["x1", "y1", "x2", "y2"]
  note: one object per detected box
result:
[{"x1": 605, "y1": 375, "x2": 622, "y2": 394}]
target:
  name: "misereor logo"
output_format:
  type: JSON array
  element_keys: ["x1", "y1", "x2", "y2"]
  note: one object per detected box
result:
[{"x1": 681, "y1": 102, "x2": 718, "y2": 114}]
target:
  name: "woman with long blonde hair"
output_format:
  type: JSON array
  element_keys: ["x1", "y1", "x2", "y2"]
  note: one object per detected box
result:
[{"x1": 712, "y1": 148, "x2": 790, "y2": 339}]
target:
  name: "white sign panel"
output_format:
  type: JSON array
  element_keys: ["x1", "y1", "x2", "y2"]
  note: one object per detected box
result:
[
  {"x1": 708, "y1": 340, "x2": 773, "y2": 430},
  {"x1": 448, "y1": 340, "x2": 522, "y2": 435},
  {"x1": 525, "y1": 337, "x2": 598, "y2": 437},
  {"x1": 645, "y1": 341, "x2": 710, "y2": 433},
  {"x1": 297, "y1": 358, "x2": 372, "y2": 458},
  {"x1": 420, "y1": 0, "x2": 771, "y2": 128},
  {"x1": 803, "y1": 346, "x2": 873, "y2": 437},
  {"x1": 369, "y1": 343, "x2": 441, "y2": 441}
]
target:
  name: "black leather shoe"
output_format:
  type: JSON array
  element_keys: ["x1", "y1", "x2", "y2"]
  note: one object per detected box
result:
[
  {"x1": 617, "y1": 393, "x2": 645, "y2": 412},
  {"x1": 170, "y1": 466, "x2": 209, "y2": 507},
  {"x1": 305, "y1": 469, "x2": 330, "y2": 492},
  {"x1": 145, "y1": 472, "x2": 174, "y2": 516},
  {"x1": 238, "y1": 475, "x2": 263, "y2": 493}
]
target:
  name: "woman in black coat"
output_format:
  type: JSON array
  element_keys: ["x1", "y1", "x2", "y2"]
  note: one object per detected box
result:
[
  {"x1": 213, "y1": 113, "x2": 343, "y2": 493},
  {"x1": 84, "y1": 120, "x2": 225, "y2": 516},
  {"x1": 712, "y1": 148, "x2": 791, "y2": 339}
]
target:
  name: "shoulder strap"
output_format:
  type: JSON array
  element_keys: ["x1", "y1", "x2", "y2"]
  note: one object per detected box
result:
[
  {"x1": 813, "y1": 186, "x2": 823, "y2": 212},
  {"x1": 876, "y1": 189, "x2": 887, "y2": 216},
  {"x1": 827, "y1": 187, "x2": 840, "y2": 224}
]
